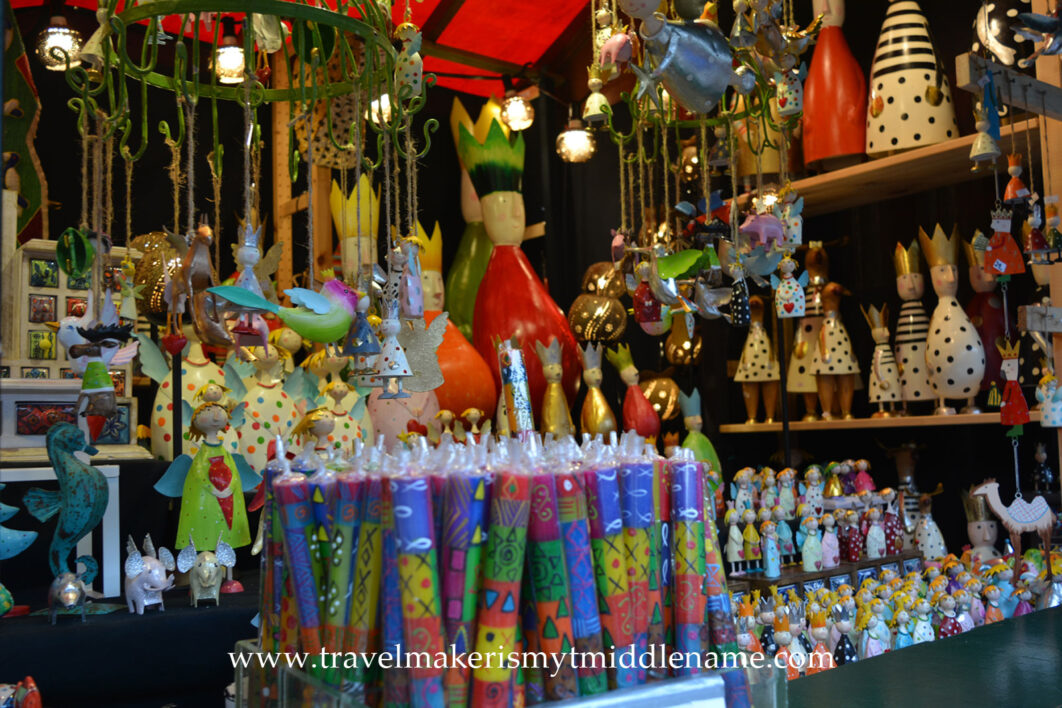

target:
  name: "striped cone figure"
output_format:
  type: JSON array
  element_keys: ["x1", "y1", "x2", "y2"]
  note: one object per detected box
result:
[{"x1": 866, "y1": 0, "x2": 957, "y2": 156}]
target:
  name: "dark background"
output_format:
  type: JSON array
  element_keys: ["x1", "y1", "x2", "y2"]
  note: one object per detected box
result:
[{"x1": 4, "y1": 0, "x2": 1059, "y2": 600}]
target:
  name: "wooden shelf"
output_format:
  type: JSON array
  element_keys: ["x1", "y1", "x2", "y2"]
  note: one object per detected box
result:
[
  {"x1": 737, "y1": 119, "x2": 1040, "y2": 218},
  {"x1": 719, "y1": 410, "x2": 1041, "y2": 434}
]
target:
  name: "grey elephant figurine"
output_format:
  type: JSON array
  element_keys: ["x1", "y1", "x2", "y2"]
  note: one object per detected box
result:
[
  {"x1": 176, "y1": 535, "x2": 236, "y2": 607},
  {"x1": 124, "y1": 534, "x2": 175, "y2": 615},
  {"x1": 48, "y1": 557, "x2": 100, "y2": 625}
]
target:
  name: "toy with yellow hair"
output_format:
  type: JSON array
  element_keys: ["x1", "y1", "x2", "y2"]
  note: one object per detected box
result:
[{"x1": 292, "y1": 407, "x2": 336, "y2": 454}]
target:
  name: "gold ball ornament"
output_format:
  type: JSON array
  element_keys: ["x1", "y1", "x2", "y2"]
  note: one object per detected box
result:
[
  {"x1": 639, "y1": 375, "x2": 680, "y2": 421},
  {"x1": 665, "y1": 313, "x2": 703, "y2": 366}
]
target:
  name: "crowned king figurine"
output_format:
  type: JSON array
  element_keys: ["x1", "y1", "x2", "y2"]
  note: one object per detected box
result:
[
  {"x1": 919, "y1": 225, "x2": 986, "y2": 414},
  {"x1": 893, "y1": 240, "x2": 933, "y2": 407}
]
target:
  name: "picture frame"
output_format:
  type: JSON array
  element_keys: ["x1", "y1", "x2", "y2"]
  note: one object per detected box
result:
[
  {"x1": 66, "y1": 296, "x2": 88, "y2": 317},
  {"x1": 829, "y1": 574, "x2": 851, "y2": 591},
  {"x1": 880, "y1": 562, "x2": 900, "y2": 577},
  {"x1": 21, "y1": 366, "x2": 50, "y2": 379},
  {"x1": 59, "y1": 368, "x2": 80, "y2": 380},
  {"x1": 67, "y1": 273, "x2": 91, "y2": 290},
  {"x1": 856, "y1": 567, "x2": 878, "y2": 586},
  {"x1": 15, "y1": 401, "x2": 77, "y2": 435},
  {"x1": 28, "y1": 330, "x2": 57, "y2": 359},
  {"x1": 777, "y1": 583, "x2": 798, "y2": 598},
  {"x1": 803, "y1": 578, "x2": 825, "y2": 594},
  {"x1": 28, "y1": 294, "x2": 57, "y2": 323},
  {"x1": 29, "y1": 258, "x2": 59, "y2": 288},
  {"x1": 903, "y1": 557, "x2": 922, "y2": 575},
  {"x1": 0, "y1": 366, "x2": 9, "y2": 378},
  {"x1": 95, "y1": 403, "x2": 131, "y2": 445},
  {"x1": 110, "y1": 369, "x2": 126, "y2": 397}
]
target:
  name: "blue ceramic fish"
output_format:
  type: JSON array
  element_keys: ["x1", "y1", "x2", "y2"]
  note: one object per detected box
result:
[
  {"x1": 24, "y1": 423, "x2": 108, "y2": 577},
  {"x1": 0, "y1": 483, "x2": 37, "y2": 561}
]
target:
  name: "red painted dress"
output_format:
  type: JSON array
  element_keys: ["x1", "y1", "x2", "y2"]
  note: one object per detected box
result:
[
  {"x1": 984, "y1": 229, "x2": 1026, "y2": 277},
  {"x1": 883, "y1": 507, "x2": 903, "y2": 556},
  {"x1": 1001, "y1": 379, "x2": 1030, "y2": 425},
  {"x1": 775, "y1": 645, "x2": 800, "y2": 680},
  {"x1": 984, "y1": 602, "x2": 1004, "y2": 624},
  {"x1": 937, "y1": 613, "x2": 963, "y2": 638},
  {"x1": 806, "y1": 642, "x2": 835, "y2": 675},
  {"x1": 622, "y1": 383, "x2": 661, "y2": 439},
  {"x1": 965, "y1": 291, "x2": 1006, "y2": 392},
  {"x1": 844, "y1": 525, "x2": 862, "y2": 563}
]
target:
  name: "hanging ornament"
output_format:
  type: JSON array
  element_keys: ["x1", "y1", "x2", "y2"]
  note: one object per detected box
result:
[
  {"x1": 963, "y1": 235, "x2": 1006, "y2": 400},
  {"x1": 1004, "y1": 154, "x2": 1031, "y2": 204},
  {"x1": 770, "y1": 253, "x2": 808, "y2": 318},
  {"x1": 773, "y1": 65, "x2": 805, "y2": 118},
  {"x1": 969, "y1": 105, "x2": 1001, "y2": 171},
  {"x1": 971, "y1": 0, "x2": 1036, "y2": 69},
  {"x1": 393, "y1": 21, "x2": 423, "y2": 98},
  {"x1": 984, "y1": 206, "x2": 1027, "y2": 277},
  {"x1": 998, "y1": 339, "x2": 1030, "y2": 429}
]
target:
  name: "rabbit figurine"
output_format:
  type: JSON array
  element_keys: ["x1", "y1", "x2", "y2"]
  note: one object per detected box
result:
[{"x1": 535, "y1": 338, "x2": 575, "y2": 438}]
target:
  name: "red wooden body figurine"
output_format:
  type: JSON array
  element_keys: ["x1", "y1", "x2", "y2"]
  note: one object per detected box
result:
[
  {"x1": 998, "y1": 340, "x2": 1030, "y2": 426},
  {"x1": 605, "y1": 344, "x2": 660, "y2": 439}
]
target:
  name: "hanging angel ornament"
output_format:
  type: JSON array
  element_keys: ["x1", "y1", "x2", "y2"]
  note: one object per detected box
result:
[
  {"x1": 226, "y1": 345, "x2": 304, "y2": 472},
  {"x1": 394, "y1": 21, "x2": 423, "y2": 98},
  {"x1": 771, "y1": 254, "x2": 808, "y2": 318},
  {"x1": 225, "y1": 221, "x2": 272, "y2": 348},
  {"x1": 969, "y1": 106, "x2": 1001, "y2": 172},
  {"x1": 370, "y1": 299, "x2": 413, "y2": 399},
  {"x1": 773, "y1": 65, "x2": 805, "y2": 118},
  {"x1": 998, "y1": 339, "x2": 1030, "y2": 429}
]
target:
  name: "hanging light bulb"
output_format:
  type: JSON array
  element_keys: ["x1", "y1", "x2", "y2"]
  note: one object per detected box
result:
[
  {"x1": 365, "y1": 93, "x2": 393, "y2": 126},
  {"x1": 501, "y1": 92, "x2": 534, "y2": 132},
  {"x1": 213, "y1": 17, "x2": 245, "y2": 85},
  {"x1": 36, "y1": 15, "x2": 83, "y2": 71},
  {"x1": 556, "y1": 117, "x2": 596, "y2": 163}
]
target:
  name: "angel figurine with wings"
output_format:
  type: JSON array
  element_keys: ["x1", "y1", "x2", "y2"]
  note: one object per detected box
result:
[{"x1": 771, "y1": 254, "x2": 809, "y2": 319}]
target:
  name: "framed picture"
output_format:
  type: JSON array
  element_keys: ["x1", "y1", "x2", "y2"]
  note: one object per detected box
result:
[
  {"x1": 28, "y1": 330, "x2": 57, "y2": 359},
  {"x1": 829, "y1": 574, "x2": 851, "y2": 591},
  {"x1": 778, "y1": 583, "x2": 798, "y2": 598},
  {"x1": 15, "y1": 401, "x2": 77, "y2": 435},
  {"x1": 880, "y1": 562, "x2": 900, "y2": 577},
  {"x1": 67, "y1": 273, "x2": 91, "y2": 290},
  {"x1": 29, "y1": 258, "x2": 59, "y2": 288},
  {"x1": 903, "y1": 557, "x2": 922, "y2": 575},
  {"x1": 110, "y1": 369, "x2": 126, "y2": 397},
  {"x1": 803, "y1": 578, "x2": 825, "y2": 594},
  {"x1": 66, "y1": 296, "x2": 88, "y2": 317},
  {"x1": 59, "y1": 368, "x2": 81, "y2": 379},
  {"x1": 95, "y1": 403, "x2": 131, "y2": 445},
  {"x1": 856, "y1": 567, "x2": 878, "y2": 586},
  {"x1": 28, "y1": 294, "x2": 57, "y2": 323},
  {"x1": 21, "y1": 366, "x2": 50, "y2": 379},
  {"x1": 0, "y1": 366, "x2": 9, "y2": 378}
]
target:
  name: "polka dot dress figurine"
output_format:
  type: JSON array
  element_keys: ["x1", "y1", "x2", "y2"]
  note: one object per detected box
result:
[
  {"x1": 147, "y1": 335, "x2": 226, "y2": 461},
  {"x1": 233, "y1": 345, "x2": 301, "y2": 473},
  {"x1": 393, "y1": 21, "x2": 423, "y2": 99},
  {"x1": 323, "y1": 381, "x2": 370, "y2": 451},
  {"x1": 919, "y1": 224, "x2": 986, "y2": 415},
  {"x1": 866, "y1": 0, "x2": 957, "y2": 157},
  {"x1": 813, "y1": 283, "x2": 860, "y2": 420},
  {"x1": 862, "y1": 304, "x2": 900, "y2": 417},
  {"x1": 788, "y1": 244, "x2": 828, "y2": 420},
  {"x1": 893, "y1": 240, "x2": 934, "y2": 408},
  {"x1": 770, "y1": 254, "x2": 808, "y2": 319},
  {"x1": 734, "y1": 295, "x2": 780, "y2": 424}
]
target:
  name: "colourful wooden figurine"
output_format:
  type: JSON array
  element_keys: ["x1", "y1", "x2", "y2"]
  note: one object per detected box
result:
[
  {"x1": 788, "y1": 243, "x2": 828, "y2": 420},
  {"x1": 605, "y1": 344, "x2": 660, "y2": 439},
  {"x1": 535, "y1": 338, "x2": 575, "y2": 438},
  {"x1": 919, "y1": 225, "x2": 985, "y2": 414},
  {"x1": 579, "y1": 343, "x2": 618, "y2": 437},
  {"x1": 803, "y1": 0, "x2": 866, "y2": 170},
  {"x1": 678, "y1": 388, "x2": 722, "y2": 474},
  {"x1": 866, "y1": 0, "x2": 957, "y2": 157},
  {"x1": 801, "y1": 515, "x2": 822, "y2": 572},
  {"x1": 862, "y1": 304, "x2": 900, "y2": 417},
  {"x1": 963, "y1": 237, "x2": 1006, "y2": 408},
  {"x1": 725, "y1": 509, "x2": 745, "y2": 574},
  {"x1": 998, "y1": 340, "x2": 1030, "y2": 427},
  {"x1": 821, "y1": 511, "x2": 840, "y2": 569},
  {"x1": 814, "y1": 283, "x2": 859, "y2": 419},
  {"x1": 914, "y1": 487, "x2": 948, "y2": 560},
  {"x1": 771, "y1": 254, "x2": 808, "y2": 318},
  {"x1": 893, "y1": 240, "x2": 933, "y2": 407},
  {"x1": 735, "y1": 295, "x2": 780, "y2": 423}
]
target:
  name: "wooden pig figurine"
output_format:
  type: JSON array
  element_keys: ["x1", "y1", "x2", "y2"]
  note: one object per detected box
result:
[
  {"x1": 176, "y1": 535, "x2": 237, "y2": 607},
  {"x1": 535, "y1": 338, "x2": 575, "y2": 438}
]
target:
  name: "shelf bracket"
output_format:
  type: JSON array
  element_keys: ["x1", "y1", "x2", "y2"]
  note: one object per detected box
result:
[{"x1": 954, "y1": 53, "x2": 1062, "y2": 122}]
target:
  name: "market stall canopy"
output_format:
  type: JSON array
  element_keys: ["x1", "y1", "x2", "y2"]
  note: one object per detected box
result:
[{"x1": 10, "y1": 0, "x2": 587, "y2": 97}]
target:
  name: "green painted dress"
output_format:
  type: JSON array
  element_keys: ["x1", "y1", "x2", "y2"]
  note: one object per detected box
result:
[{"x1": 177, "y1": 440, "x2": 250, "y2": 550}]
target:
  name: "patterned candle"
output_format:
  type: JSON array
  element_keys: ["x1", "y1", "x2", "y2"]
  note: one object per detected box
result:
[
  {"x1": 669, "y1": 458, "x2": 706, "y2": 675},
  {"x1": 274, "y1": 473, "x2": 323, "y2": 657},
  {"x1": 392, "y1": 476, "x2": 446, "y2": 708},
  {"x1": 322, "y1": 473, "x2": 362, "y2": 683},
  {"x1": 347, "y1": 476, "x2": 384, "y2": 693},
  {"x1": 556, "y1": 470, "x2": 607, "y2": 695},
  {"x1": 382, "y1": 483, "x2": 411, "y2": 708},
  {"x1": 619, "y1": 459, "x2": 655, "y2": 684},
  {"x1": 527, "y1": 472, "x2": 579, "y2": 700},
  {"x1": 584, "y1": 464, "x2": 636, "y2": 689},
  {"x1": 498, "y1": 339, "x2": 535, "y2": 435},
  {"x1": 441, "y1": 471, "x2": 490, "y2": 707},
  {"x1": 472, "y1": 471, "x2": 531, "y2": 707}
]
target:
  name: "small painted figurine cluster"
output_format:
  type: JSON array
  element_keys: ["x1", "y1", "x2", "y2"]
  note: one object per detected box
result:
[
  {"x1": 733, "y1": 550, "x2": 1062, "y2": 680},
  {"x1": 724, "y1": 460, "x2": 894, "y2": 577}
]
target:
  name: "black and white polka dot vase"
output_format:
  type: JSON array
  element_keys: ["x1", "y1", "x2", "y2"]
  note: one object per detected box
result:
[{"x1": 866, "y1": 0, "x2": 958, "y2": 156}]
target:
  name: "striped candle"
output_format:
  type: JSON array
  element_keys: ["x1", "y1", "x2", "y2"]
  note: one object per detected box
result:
[
  {"x1": 584, "y1": 464, "x2": 636, "y2": 690},
  {"x1": 347, "y1": 476, "x2": 384, "y2": 695},
  {"x1": 527, "y1": 472, "x2": 579, "y2": 700},
  {"x1": 471, "y1": 471, "x2": 531, "y2": 708},
  {"x1": 274, "y1": 473, "x2": 323, "y2": 659},
  {"x1": 440, "y1": 471, "x2": 490, "y2": 708},
  {"x1": 619, "y1": 460, "x2": 655, "y2": 684},
  {"x1": 669, "y1": 458, "x2": 706, "y2": 676},
  {"x1": 392, "y1": 476, "x2": 446, "y2": 708},
  {"x1": 321, "y1": 473, "x2": 362, "y2": 684},
  {"x1": 556, "y1": 470, "x2": 606, "y2": 695},
  {"x1": 382, "y1": 482, "x2": 411, "y2": 708}
]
